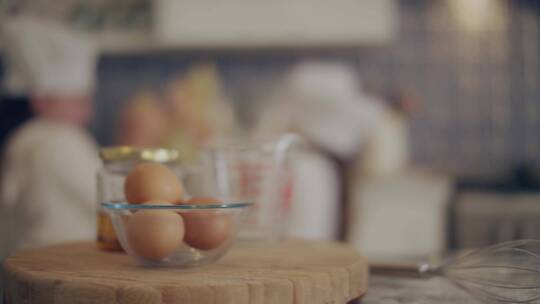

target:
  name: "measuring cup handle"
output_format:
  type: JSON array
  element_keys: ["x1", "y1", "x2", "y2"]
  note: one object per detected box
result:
[{"x1": 272, "y1": 132, "x2": 306, "y2": 165}]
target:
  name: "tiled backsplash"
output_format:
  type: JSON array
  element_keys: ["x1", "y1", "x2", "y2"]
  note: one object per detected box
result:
[
  {"x1": 3, "y1": 0, "x2": 540, "y2": 179},
  {"x1": 357, "y1": 0, "x2": 540, "y2": 180}
]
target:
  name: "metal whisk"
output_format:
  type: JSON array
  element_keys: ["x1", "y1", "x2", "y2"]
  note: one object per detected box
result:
[{"x1": 419, "y1": 239, "x2": 540, "y2": 303}]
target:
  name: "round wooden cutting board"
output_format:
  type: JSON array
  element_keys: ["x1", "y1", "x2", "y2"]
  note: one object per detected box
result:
[{"x1": 3, "y1": 239, "x2": 368, "y2": 304}]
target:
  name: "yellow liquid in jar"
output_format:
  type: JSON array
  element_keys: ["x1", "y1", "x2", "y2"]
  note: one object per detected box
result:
[{"x1": 97, "y1": 211, "x2": 123, "y2": 251}]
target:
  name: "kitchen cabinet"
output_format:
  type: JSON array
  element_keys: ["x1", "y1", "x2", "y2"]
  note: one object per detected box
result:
[
  {"x1": 154, "y1": 0, "x2": 397, "y2": 49},
  {"x1": 0, "y1": 0, "x2": 396, "y2": 54}
]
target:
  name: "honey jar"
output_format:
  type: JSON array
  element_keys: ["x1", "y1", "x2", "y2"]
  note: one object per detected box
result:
[{"x1": 97, "y1": 146, "x2": 180, "y2": 251}]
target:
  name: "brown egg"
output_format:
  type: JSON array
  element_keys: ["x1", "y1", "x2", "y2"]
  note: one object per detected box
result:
[
  {"x1": 126, "y1": 202, "x2": 185, "y2": 261},
  {"x1": 124, "y1": 163, "x2": 183, "y2": 204},
  {"x1": 182, "y1": 197, "x2": 233, "y2": 251},
  {"x1": 186, "y1": 196, "x2": 222, "y2": 205}
]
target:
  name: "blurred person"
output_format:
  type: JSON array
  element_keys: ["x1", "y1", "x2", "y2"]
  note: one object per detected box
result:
[
  {"x1": 286, "y1": 62, "x2": 384, "y2": 241},
  {"x1": 254, "y1": 61, "x2": 384, "y2": 240},
  {"x1": 117, "y1": 91, "x2": 167, "y2": 147},
  {"x1": 0, "y1": 16, "x2": 99, "y2": 258},
  {"x1": 163, "y1": 64, "x2": 236, "y2": 162}
]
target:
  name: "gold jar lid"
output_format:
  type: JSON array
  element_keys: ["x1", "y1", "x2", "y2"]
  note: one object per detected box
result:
[{"x1": 99, "y1": 146, "x2": 179, "y2": 163}]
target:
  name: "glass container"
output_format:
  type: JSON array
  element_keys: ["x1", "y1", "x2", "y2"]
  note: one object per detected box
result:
[
  {"x1": 102, "y1": 201, "x2": 252, "y2": 267},
  {"x1": 97, "y1": 146, "x2": 180, "y2": 251}
]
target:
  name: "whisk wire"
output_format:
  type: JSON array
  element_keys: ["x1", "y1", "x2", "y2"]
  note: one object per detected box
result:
[
  {"x1": 446, "y1": 264, "x2": 540, "y2": 274},
  {"x1": 448, "y1": 274, "x2": 540, "y2": 290},
  {"x1": 431, "y1": 240, "x2": 540, "y2": 303},
  {"x1": 451, "y1": 279, "x2": 540, "y2": 304}
]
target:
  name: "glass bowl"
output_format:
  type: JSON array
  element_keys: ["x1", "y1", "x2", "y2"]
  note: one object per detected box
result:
[{"x1": 102, "y1": 201, "x2": 252, "y2": 267}]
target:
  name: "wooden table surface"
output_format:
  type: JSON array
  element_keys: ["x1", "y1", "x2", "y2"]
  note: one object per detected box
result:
[{"x1": 3, "y1": 239, "x2": 368, "y2": 304}]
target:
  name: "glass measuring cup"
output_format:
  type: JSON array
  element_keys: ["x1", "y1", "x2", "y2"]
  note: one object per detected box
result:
[{"x1": 190, "y1": 133, "x2": 303, "y2": 241}]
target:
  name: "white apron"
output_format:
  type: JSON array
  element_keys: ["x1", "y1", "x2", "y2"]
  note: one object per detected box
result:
[{"x1": 0, "y1": 119, "x2": 99, "y2": 258}]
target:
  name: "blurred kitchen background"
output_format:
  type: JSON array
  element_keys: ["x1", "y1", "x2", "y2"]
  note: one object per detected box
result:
[{"x1": 1, "y1": 0, "x2": 540, "y2": 263}]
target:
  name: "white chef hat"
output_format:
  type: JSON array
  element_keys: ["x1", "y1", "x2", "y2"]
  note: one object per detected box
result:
[
  {"x1": 286, "y1": 61, "x2": 362, "y2": 104},
  {"x1": 2, "y1": 16, "x2": 97, "y2": 97},
  {"x1": 285, "y1": 61, "x2": 383, "y2": 158}
]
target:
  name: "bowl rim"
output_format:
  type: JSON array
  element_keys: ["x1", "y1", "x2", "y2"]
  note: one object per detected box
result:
[{"x1": 102, "y1": 201, "x2": 253, "y2": 210}]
